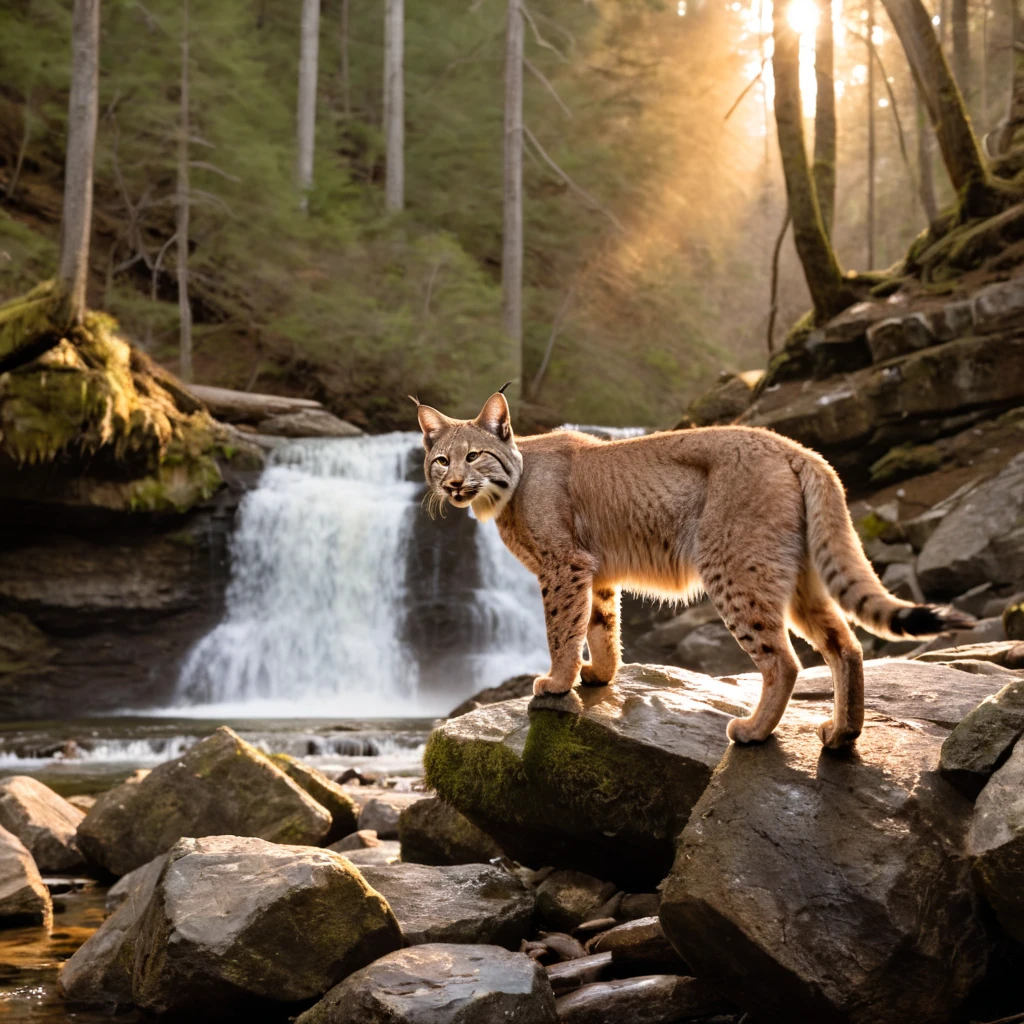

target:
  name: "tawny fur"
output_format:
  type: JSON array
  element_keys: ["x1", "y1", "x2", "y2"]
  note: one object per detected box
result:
[{"x1": 416, "y1": 392, "x2": 974, "y2": 748}]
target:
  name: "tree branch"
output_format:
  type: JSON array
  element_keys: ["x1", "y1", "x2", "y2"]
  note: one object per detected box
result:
[
  {"x1": 521, "y1": 2, "x2": 568, "y2": 61},
  {"x1": 724, "y1": 59, "x2": 767, "y2": 121},
  {"x1": 524, "y1": 56, "x2": 572, "y2": 117},
  {"x1": 530, "y1": 283, "x2": 576, "y2": 398},
  {"x1": 189, "y1": 160, "x2": 241, "y2": 182}
]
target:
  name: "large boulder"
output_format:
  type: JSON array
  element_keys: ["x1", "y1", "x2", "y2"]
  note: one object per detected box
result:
[
  {"x1": 917, "y1": 452, "x2": 1024, "y2": 597},
  {"x1": 130, "y1": 835, "x2": 402, "y2": 1015},
  {"x1": 940, "y1": 678, "x2": 1024, "y2": 796},
  {"x1": 0, "y1": 775, "x2": 86, "y2": 872},
  {"x1": 424, "y1": 664, "x2": 748, "y2": 886},
  {"x1": 270, "y1": 753, "x2": 360, "y2": 844},
  {"x1": 966, "y1": 740, "x2": 1024, "y2": 942},
  {"x1": 398, "y1": 797, "x2": 503, "y2": 866},
  {"x1": 554, "y1": 975, "x2": 724, "y2": 1024},
  {"x1": 60, "y1": 852, "x2": 167, "y2": 1008},
  {"x1": 659, "y1": 704, "x2": 990, "y2": 1024},
  {"x1": 358, "y1": 862, "x2": 535, "y2": 949},
  {"x1": 0, "y1": 823, "x2": 52, "y2": 927},
  {"x1": 77, "y1": 726, "x2": 332, "y2": 876},
  {"x1": 295, "y1": 944, "x2": 558, "y2": 1024},
  {"x1": 536, "y1": 870, "x2": 615, "y2": 931}
]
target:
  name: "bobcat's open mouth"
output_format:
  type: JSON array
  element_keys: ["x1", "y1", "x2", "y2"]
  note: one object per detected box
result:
[{"x1": 447, "y1": 489, "x2": 478, "y2": 506}]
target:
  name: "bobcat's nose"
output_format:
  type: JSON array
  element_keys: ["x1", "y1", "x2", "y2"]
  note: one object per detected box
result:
[{"x1": 444, "y1": 479, "x2": 464, "y2": 495}]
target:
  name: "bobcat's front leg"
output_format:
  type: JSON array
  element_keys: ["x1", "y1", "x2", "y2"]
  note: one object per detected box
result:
[
  {"x1": 534, "y1": 564, "x2": 594, "y2": 697},
  {"x1": 581, "y1": 585, "x2": 621, "y2": 686}
]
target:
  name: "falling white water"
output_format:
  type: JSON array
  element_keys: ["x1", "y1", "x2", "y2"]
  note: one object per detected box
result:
[{"x1": 172, "y1": 432, "x2": 547, "y2": 718}]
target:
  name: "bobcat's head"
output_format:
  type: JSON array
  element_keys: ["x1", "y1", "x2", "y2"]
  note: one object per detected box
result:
[{"x1": 415, "y1": 391, "x2": 523, "y2": 522}]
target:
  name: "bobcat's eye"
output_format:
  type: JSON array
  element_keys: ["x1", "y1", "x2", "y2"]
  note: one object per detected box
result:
[
  {"x1": 435, "y1": 456, "x2": 449, "y2": 468},
  {"x1": 466, "y1": 452, "x2": 479, "y2": 463}
]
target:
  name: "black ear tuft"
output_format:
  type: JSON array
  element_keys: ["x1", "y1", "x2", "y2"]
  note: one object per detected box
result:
[{"x1": 498, "y1": 381, "x2": 513, "y2": 395}]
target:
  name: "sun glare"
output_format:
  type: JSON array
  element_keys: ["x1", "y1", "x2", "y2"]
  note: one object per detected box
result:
[{"x1": 786, "y1": 0, "x2": 819, "y2": 37}]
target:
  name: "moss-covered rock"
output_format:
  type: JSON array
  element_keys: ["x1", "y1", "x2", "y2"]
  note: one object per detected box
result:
[
  {"x1": 76, "y1": 726, "x2": 332, "y2": 876},
  {"x1": 423, "y1": 664, "x2": 748, "y2": 887},
  {"x1": 869, "y1": 443, "x2": 944, "y2": 485}
]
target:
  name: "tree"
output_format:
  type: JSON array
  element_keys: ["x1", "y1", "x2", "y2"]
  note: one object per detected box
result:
[
  {"x1": 951, "y1": 0, "x2": 971, "y2": 100},
  {"x1": 177, "y1": 0, "x2": 193, "y2": 381},
  {"x1": 58, "y1": 0, "x2": 100, "y2": 327},
  {"x1": 998, "y1": 0, "x2": 1024, "y2": 153},
  {"x1": 339, "y1": 0, "x2": 351, "y2": 118},
  {"x1": 813, "y1": 0, "x2": 836, "y2": 236},
  {"x1": 867, "y1": 0, "x2": 877, "y2": 267},
  {"x1": 502, "y1": 0, "x2": 524, "y2": 353},
  {"x1": 297, "y1": 0, "x2": 320, "y2": 209},
  {"x1": 383, "y1": 0, "x2": 404, "y2": 211},
  {"x1": 772, "y1": 0, "x2": 852, "y2": 323},
  {"x1": 881, "y1": 0, "x2": 990, "y2": 195}
]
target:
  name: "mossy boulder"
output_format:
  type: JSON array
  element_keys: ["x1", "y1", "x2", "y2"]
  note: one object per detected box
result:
[
  {"x1": 130, "y1": 835, "x2": 402, "y2": 1016},
  {"x1": 76, "y1": 726, "x2": 332, "y2": 876},
  {"x1": 423, "y1": 664, "x2": 748, "y2": 887},
  {"x1": 269, "y1": 753, "x2": 360, "y2": 845}
]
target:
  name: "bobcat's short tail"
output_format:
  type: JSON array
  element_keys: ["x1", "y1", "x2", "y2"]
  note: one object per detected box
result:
[{"x1": 793, "y1": 454, "x2": 976, "y2": 640}]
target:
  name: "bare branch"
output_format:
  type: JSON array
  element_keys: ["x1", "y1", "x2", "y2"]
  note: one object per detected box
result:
[
  {"x1": 530, "y1": 283, "x2": 575, "y2": 398},
  {"x1": 189, "y1": 160, "x2": 241, "y2": 182},
  {"x1": 523, "y1": 125, "x2": 625, "y2": 233},
  {"x1": 724, "y1": 59, "x2": 767, "y2": 121},
  {"x1": 423, "y1": 260, "x2": 444, "y2": 316},
  {"x1": 524, "y1": 57, "x2": 572, "y2": 117},
  {"x1": 534, "y1": 11, "x2": 577, "y2": 56},
  {"x1": 767, "y1": 208, "x2": 790, "y2": 354},
  {"x1": 521, "y1": 3, "x2": 568, "y2": 61}
]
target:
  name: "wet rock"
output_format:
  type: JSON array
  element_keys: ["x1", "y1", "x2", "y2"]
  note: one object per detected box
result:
[
  {"x1": 77, "y1": 726, "x2": 332, "y2": 876},
  {"x1": 967, "y1": 740, "x2": 1024, "y2": 942},
  {"x1": 660, "y1": 705, "x2": 990, "y2": 1024},
  {"x1": 60, "y1": 852, "x2": 166, "y2": 1008},
  {"x1": 257, "y1": 408, "x2": 362, "y2": 438},
  {"x1": 331, "y1": 829, "x2": 380, "y2": 852},
  {"x1": 866, "y1": 313, "x2": 935, "y2": 364},
  {"x1": 295, "y1": 944, "x2": 558, "y2": 1024},
  {"x1": 358, "y1": 862, "x2": 535, "y2": 949},
  {"x1": 0, "y1": 823, "x2": 52, "y2": 927},
  {"x1": 0, "y1": 775, "x2": 85, "y2": 872},
  {"x1": 399, "y1": 796, "x2": 503, "y2": 865},
  {"x1": 674, "y1": 622, "x2": 754, "y2": 676},
  {"x1": 270, "y1": 753, "x2": 359, "y2": 844},
  {"x1": 554, "y1": 975, "x2": 724, "y2": 1024},
  {"x1": 586, "y1": 917, "x2": 687, "y2": 974},
  {"x1": 131, "y1": 835, "x2": 402, "y2": 1015},
  {"x1": 448, "y1": 674, "x2": 537, "y2": 718},
  {"x1": 424, "y1": 665, "x2": 751, "y2": 886},
  {"x1": 941, "y1": 679, "x2": 1024, "y2": 797},
  {"x1": 546, "y1": 951, "x2": 613, "y2": 995},
  {"x1": 537, "y1": 870, "x2": 615, "y2": 932},
  {"x1": 917, "y1": 453, "x2": 1024, "y2": 597},
  {"x1": 335, "y1": 840, "x2": 401, "y2": 865}
]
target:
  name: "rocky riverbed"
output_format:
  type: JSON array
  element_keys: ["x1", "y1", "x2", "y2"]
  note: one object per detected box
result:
[{"x1": 2, "y1": 647, "x2": 1023, "y2": 1024}]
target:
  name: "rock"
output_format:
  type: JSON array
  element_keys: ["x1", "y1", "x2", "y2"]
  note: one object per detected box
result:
[
  {"x1": 984, "y1": 589, "x2": 1024, "y2": 620},
  {"x1": 546, "y1": 952, "x2": 613, "y2": 995},
  {"x1": 910, "y1": 616, "x2": 1006, "y2": 656},
  {"x1": 972, "y1": 276, "x2": 1024, "y2": 330},
  {"x1": 399, "y1": 797, "x2": 503, "y2": 866},
  {"x1": 917, "y1": 453, "x2": 1024, "y2": 597},
  {"x1": 914, "y1": 639, "x2": 1024, "y2": 670},
  {"x1": 869, "y1": 443, "x2": 942, "y2": 485},
  {"x1": 105, "y1": 853, "x2": 169, "y2": 913},
  {"x1": 866, "y1": 313, "x2": 935, "y2": 363},
  {"x1": 270, "y1": 753, "x2": 359, "y2": 844},
  {"x1": 61, "y1": 852, "x2": 166, "y2": 1008},
  {"x1": 257, "y1": 408, "x2": 362, "y2": 438},
  {"x1": 448, "y1": 674, "x2": 537, "y2": 718},
  {"x1": 954, "y1": 582, "x2": 995, "y2": 617},
  {"x1": 331, "y1": 830, "x2": 380, "y2": 852},
  {"x1": 0, "y1": 823, "x2": 52, "y2": 927},
  {"x1": 967, "y1": 740, "x2": 1024, "y2": 942},
  {"x1": 863, "y1": 538, "x2": 916, "y2": 567},
  {"x1": 537, "y1": 870, "x2": 615, "y2": 932},
  {"x1": 618, "y1": 893, "x2": 661, "y2": 921},
  {"x1": 880, "y1": 562, "x2": 926, "y2": 604},
  {"x1": 674, "y1": 622, "x2": 754, "y2": 676},
  {"x1": 941, "y1": 679, "x2": 1024, "y2": 797},
  {"x1": 0, "y1": 775, "x2": 85, "y2": 872},
  {"x1": 358, "y1": 797, "x2": 402, "y2": 839},
  {"x1": 805, "y1": 327, "x2": 872, "y2": 380},
  {"x1": 424, "y1": 665, "x2": 753, "y2": 886},
  {"x1": 554, "y1": 976, "x2": 724, "y2": 1024},
  {"x1": 685, "y1": 373, "x2": 758, "y2": 426},
  {"x1": 76, "y1": 726, "x2": 332, "y2": 876},
  {"x1": 358, "y1": 862, "x2": 535, "y2": 949},
  {"x1": 131, "y1": 835, "x2": 402, "y2": 1015},
  {"x1": 295, "y1": 944, "x2": 558, "y2": 1024},
  {"x1": 635, "y1": 602, "x2": 721, "y2": 652},
  {"x1": 335, "y1": 840, "x2": 401, "y2": 865},
  {"x1": 586, "y1": 917, "x2": 687, "y2": 974},
  {"x1": 929, "y1": 299, "x2": 974, "y2": 340},
  {"x1": 1005, "y1": 600, "x2": 1024, "y2": 641},
  {"x1": 660, "y1": 706, "x2": 990, "y2": 1024},
  {"x1": 66, "y1": 795, "x2": 96, "y2": 813}
]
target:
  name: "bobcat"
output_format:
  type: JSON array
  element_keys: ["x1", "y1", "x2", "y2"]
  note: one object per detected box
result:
[{"x1": 415, "y1": 390, "x2": 973, "y2": 748}]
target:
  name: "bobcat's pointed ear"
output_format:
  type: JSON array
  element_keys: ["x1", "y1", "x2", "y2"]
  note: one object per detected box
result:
[
  {"x1": 474, "y1": 392, "x2": 513, "y2": 442},
  {"x1": 417, "y1": 405, "x2": 453, "y2": 449}
]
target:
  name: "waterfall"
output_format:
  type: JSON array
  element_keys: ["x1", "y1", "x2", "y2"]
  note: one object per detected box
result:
[{"x1": 173, "y1": 433, "x2": 547, "y2": 717}]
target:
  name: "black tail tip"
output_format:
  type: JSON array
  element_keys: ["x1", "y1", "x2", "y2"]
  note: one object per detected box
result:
[{"x1": 890, "y1": 604, "x2": 977, "y2": 638}]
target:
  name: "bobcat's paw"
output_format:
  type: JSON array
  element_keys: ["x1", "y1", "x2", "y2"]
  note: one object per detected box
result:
[
  {"x1": 580, "y1": 662, "x2": 613, "y2": 687},
  {"x1": 533, "y1": 674, "x2": 573, "y2": 697},
  {"x1": 817, "y1": 718, "x2": 861, "y2": 749},
  {"x1": 726, "y1": 716, "x2": 772, "y2": 745}
]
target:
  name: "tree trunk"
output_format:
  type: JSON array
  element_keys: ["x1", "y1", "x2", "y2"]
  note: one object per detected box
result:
[
  {"x1": 502, "y1": 0, "x2": 524, "y2": 353},
  {"x1": 813, "y1": 0, "x2": 836, "y2": 236},
  {"x1": 867, "y1": 0, "x2": 877, "y2": 267},
  {"x1": 297, "y1": 0, "x2": 320, "y2": 209},
  {"x1": 951, "y1": 0, "x2": 971, "y2": 101},
  {"x1": 383, "y1": 0, "x2": 404, "y2": 212},
  {"x1": 881, "y1": 0, "x2": 990, "y2": 194},
  {"x1": 178, "y1": 0, "x2": 193, "y2": 382},
  {"x1": 998, "y1": 0, "x2": 1024, "y2": 153},
  {"x1": 58, "y1": 0, "x2": 100, "y2": 327},
  {"x1": 772, "y1": 0, "x2": 851, "y2": 323},
  {"x1": 340, "y1": 0, "x2": 351, "y2": 118},
  {"x1": 916, "y1": 88, "x2": 939, "y2": 219}
]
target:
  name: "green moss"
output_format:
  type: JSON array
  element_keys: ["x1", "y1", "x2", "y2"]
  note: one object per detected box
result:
[
  {"x1": 856, "y1": 511, "x2": 893, "y2": 542},
  {"x1": 869, "y1": 443, "x2": 944, "y2": 485}
]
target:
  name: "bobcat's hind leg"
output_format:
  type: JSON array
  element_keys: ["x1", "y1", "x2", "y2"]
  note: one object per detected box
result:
[
  {"x1": 581, "y1": 585, "x2": 621, "y2": 686},
  {"x1": 789, "y1": 570, "x2": 864, "y2": 749},
  {"x1": 533, "y1": 563, "x2": 594, "y2": 697}
]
